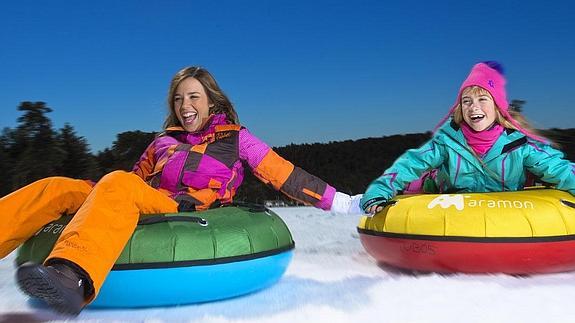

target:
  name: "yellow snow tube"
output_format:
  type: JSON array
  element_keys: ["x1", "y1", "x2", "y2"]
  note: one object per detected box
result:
[{"x1": 359, "y1": 188, "x2": 575, "y2": 237}]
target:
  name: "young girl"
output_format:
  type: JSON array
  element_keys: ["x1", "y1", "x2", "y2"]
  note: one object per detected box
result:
[
  {"x1": 1, "y1": 66, "x2": 361, "y2": 315},
  {"x1": 361, "y1": 61, "x2": 575, "y2": 213}
]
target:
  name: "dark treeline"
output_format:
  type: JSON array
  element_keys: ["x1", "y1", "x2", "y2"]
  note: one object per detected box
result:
[
  {"x1": 0, "y1": 102, "x2": 157, "y2": 197},
  {"x1": 1, "y1": 101, "x2": 574, "y2": 202}
]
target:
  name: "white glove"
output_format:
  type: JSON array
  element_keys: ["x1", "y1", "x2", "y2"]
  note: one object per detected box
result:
[
  {"x1": 331, "y1": 192, "x2": 365, "y2": 214},
  {"x1": 349, "y1": 194, "x2": 364, "y2": 214}
]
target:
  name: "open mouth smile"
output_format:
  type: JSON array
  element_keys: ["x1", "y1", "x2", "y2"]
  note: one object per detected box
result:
[
  {"x1": 181, "y1": 110, "x2": 197, "y2": 124},
  {"x1": 469, "y1": 114, "x2": 485, "y2": 122}
]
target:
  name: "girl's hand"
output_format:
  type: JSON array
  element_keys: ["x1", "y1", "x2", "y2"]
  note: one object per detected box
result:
[
  {"x1": 361, "y1": 197, "x2": 391, "y2": 214},
  {"x1": 367, "y1": 205, "x2": 384, "y2": 214}
]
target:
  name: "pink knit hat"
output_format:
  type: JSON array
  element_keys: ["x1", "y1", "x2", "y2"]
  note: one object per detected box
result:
[{"x1": 437, "y1": 61, "x2": 547, "y2": 143}]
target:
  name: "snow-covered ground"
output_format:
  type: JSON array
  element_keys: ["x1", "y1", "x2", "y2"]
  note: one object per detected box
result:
[{"x1": 2, "y1": 207, "x2": 575, "y2": 323}]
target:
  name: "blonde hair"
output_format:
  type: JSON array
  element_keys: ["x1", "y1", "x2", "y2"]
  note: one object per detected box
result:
[
  {"x1": 452, "y1": 86, "x2": 549, "y2": 144},
  {"x1": 163, "y1": 66, "x2": 239, "y2": 129}
]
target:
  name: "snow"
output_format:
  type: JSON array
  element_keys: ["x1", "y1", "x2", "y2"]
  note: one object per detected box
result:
[{"x1": 2, "y1": 207, "x2": 575, "y2": 322}]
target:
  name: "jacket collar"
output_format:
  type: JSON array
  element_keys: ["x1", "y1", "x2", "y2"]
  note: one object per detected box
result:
[
  {"x1": 165, "y1": 114, "x2": 229, "y2": 145},
  {"x1": 436, "y1": 118, "x2": 527, "y2": 164}
]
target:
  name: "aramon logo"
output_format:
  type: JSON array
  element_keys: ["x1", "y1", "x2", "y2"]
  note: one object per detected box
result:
[{"x1": 427, "y1": 194, "x2": 535, "y2": 211}]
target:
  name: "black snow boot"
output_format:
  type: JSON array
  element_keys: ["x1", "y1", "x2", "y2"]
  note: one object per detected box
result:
[{"x1": 16, "y1": 261, "x2": 90, "y2": 316}]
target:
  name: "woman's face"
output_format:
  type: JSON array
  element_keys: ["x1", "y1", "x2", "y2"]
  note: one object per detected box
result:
[
  {"x1": 173, "y1": 77, "x2": 213, "y2": 132},
  {"x1": 460, "y1": 90, "x2": 497, "y2": 131}
]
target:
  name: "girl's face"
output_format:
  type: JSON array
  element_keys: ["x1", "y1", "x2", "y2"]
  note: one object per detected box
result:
[
  {"x1": 460, "y1": 90, "x2": 497, "y2": 131},
  {"x1": 173, "y1": 77, "x2": 213, "y2": 132}
]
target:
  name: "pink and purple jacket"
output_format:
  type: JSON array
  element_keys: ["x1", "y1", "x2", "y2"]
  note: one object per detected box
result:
[{"x1": 132, "y1": 114, "x2": 335, "y2": 210}]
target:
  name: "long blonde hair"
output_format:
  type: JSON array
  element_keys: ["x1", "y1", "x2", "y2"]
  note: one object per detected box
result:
[{"x1": 163, "y1": 66, "x2": 239, "y2": 129}]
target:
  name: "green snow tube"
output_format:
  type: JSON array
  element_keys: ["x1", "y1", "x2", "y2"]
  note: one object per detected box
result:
[{"x1": 16, "y1": 203, "x2": 295, "y2": 307}]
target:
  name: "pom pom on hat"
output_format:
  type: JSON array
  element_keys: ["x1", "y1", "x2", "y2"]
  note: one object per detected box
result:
[{"x1": 482, "y1": 61, "x2": 505, "y2": 75}]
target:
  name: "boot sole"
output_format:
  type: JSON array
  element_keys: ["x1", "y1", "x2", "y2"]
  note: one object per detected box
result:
[{"x1": 16, "y1": 264, "x2": 83, "y2": 316}]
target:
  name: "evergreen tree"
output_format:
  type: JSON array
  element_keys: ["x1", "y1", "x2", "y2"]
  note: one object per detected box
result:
[
  {"x1": 0, "y1": 128, "x2": 15, "y2": 196},
  {"x1": 94, "y1": 148, "x2": 116, "y2": 179},
  {"x1": 10, "y1": 101, "x2": 62, "y2": 190},
  {"x1": 94, "y1": 130, "x2": 156, "y2": 177},
  {"x1": 56, "y1": 123, "x2": 98, "y2": 180},
  {"x1": 510, "y1": 99, "x2": 526, "y2": 112},
  {"x1": 112, "y1": 131, "x2": 157, "y2": 171}
]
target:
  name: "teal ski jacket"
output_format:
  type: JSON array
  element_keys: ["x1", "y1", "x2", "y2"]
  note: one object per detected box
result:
[{"x1": 361, "y1": 119, "x2": 575, "y2": 210}]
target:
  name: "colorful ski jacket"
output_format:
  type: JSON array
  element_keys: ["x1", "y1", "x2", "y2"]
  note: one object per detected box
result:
[
  {"x1": 133, "y1": 114, "x2": 335, "y2": 210},
  {"x1": 361, "y1": 119, "x2": 575, "y2": 210}
]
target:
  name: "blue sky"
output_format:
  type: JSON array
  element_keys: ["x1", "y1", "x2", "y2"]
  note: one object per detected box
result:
[{"x1": 1, "y1": 0, "x2": 574, "y2": 153}]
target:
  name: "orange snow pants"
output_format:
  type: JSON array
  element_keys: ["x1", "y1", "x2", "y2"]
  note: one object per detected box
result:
[{"x1": 0, "y1": 170, "x2": 178, "y2": 300}]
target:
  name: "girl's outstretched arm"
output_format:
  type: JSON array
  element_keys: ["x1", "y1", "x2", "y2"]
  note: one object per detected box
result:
[{"x1": 361, "y1": 140, "x2": 446, "y2": 212}]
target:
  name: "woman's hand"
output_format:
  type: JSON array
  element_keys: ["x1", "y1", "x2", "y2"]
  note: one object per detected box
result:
[{"x1": 331, "y1": 192, "x2": 365, "y2": 214}]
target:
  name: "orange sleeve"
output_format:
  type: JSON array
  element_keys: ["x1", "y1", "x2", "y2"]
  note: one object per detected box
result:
[
  {"x1": 253, "y1": 149, "x2": 329, "y2": 206},
  {"x1": 252, "y1": 150, "x2": 295, "y2": 190},
  {"x1": 132, "y1": 142, "x2": 157, "y2": 180}
]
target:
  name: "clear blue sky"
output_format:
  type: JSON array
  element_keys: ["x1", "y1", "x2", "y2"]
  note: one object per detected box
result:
[{"x1": 1, "y1": 0, "x2": 574, "y2": 153}]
